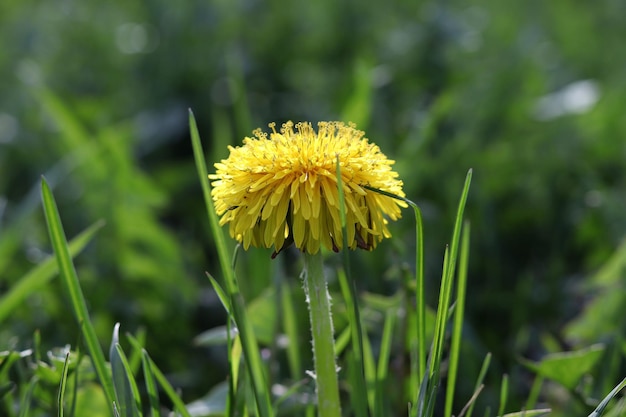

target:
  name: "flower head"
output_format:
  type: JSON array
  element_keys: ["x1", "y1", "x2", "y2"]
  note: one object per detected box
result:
[{"x1": 209, "y1": 121, "x2": 407, "y2": 256}]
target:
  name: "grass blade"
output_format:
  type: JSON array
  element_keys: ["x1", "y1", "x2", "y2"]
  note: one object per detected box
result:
[
  {"x1": 40, "y1": 177, "x2": 116, "y2": 414},
  {"x1": 588, "y1": 377, "x2": 626, "y2": 417},
  {"x1": 444, "y1": 221, "x2": 471, "y2": 417},
  {"x1": 362, "y1": 184, "x2": 425, "y2": 392},
  {"x1": 498, "y1": 374, "x2": 509, "y2": 417},
  {"x1": 189, "y1": 110, "x2": 273, "y2": 417}
]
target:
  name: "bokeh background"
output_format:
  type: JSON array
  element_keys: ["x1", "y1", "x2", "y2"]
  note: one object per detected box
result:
[{"x1": 1, "y1": 0, "x2": 625, "y2": 415}]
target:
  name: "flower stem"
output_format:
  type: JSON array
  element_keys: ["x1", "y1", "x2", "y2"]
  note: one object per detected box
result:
[{"x1": 302, "y1": 251, "x2": 342, "y2": 417}]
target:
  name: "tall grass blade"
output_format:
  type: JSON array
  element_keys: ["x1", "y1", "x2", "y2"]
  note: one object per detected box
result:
[
  {"x1": 189, "y1": 110, "x2": 273, "y2": 417},
  {"x1": 444, "y1": 221, "x2": 471, "y2": 417},
  {"x1": 363, "y1": 184, "x2": 425, "y2": 391},
  {"x1": 40, "y1": 177, "x2": 116, "y2": 414}
]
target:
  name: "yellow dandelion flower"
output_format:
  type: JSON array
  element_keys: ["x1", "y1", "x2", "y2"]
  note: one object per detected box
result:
[{"x1": 209, "y1": 121, "x2": 407, "y2": 257}]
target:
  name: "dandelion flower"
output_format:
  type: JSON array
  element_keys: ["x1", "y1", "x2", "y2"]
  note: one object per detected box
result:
[{"x1": 209, "y1": 121, "x2": 407, "y2": 256}]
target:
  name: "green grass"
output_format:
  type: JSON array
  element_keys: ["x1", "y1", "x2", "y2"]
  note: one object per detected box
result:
[
  {"x1": 2, "y1": 2, "x2": 626, "y2": 413},
  {"x1": 0, "y1": 117, "x2": 621, "y2": 416}
]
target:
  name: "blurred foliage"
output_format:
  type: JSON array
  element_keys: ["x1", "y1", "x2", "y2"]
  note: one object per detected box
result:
[{"x1": 1, "y1": 0, "x2": 625, "y2": 415}]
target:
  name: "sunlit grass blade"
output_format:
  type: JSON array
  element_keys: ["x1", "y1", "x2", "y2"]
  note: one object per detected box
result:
[
  {"x1": 0, "y1": 220, "x2": 105, "y2": 324},
  {"x1": 40, "y1": 177, "x2": 116, "y2": 414},
  {"x1": 588, "y1": 377, "x2": 626, "y2": 417},
  {"x1": 57, "y1": 352, "x2": 71, "y2": 417},
  {"x1": 140, "y1": 350, "x2": 160, "y2": 417},
  {"x1": 190, "y1": 110, "x2": 273, "y2": 417},
  {"x1": 110, "y1": 324, "x2": 141, "y2": 417},
  {"x1": 444, "y1": 221, "x2": 471, "y2": 417}
]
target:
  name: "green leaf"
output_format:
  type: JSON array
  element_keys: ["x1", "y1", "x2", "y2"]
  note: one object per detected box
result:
[
  {"x1": 520, "y1": 344, "x2": 605, "y2": 391},
  {"x1": 40, "y1": 177, "x2": 116, "y2": 414}
]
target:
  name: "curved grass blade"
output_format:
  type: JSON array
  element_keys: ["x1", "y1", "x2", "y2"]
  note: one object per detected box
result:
[
  {"x1": 498, "y1": 374, "x2": 509, "y2": 417},
  {"x1": 363, "y1": 184, "x2": 425, "y2": 386},
  {"x1": 41, "y1": 177, "x2": 116, "y2": 414},
  {"x1": 588, "y1": 377, "x2": 626, "y2": 417},
  {"x1": 444, "y1": 221, "x2": 471, "y2": 417}
]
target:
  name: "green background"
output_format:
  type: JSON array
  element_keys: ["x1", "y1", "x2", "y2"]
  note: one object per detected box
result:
[{"x1": 1, "y1": 0, "x2": 625, "y2": 415}]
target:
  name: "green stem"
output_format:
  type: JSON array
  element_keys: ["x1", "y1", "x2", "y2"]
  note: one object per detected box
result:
[{"x1": 302, "y1": 251, "x2": 342, "y2": 417}]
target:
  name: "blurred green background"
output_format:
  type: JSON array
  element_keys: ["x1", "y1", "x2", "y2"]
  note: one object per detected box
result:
[{"x1": 1, "y1": 0, "x2": 625, "y2": 414}]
